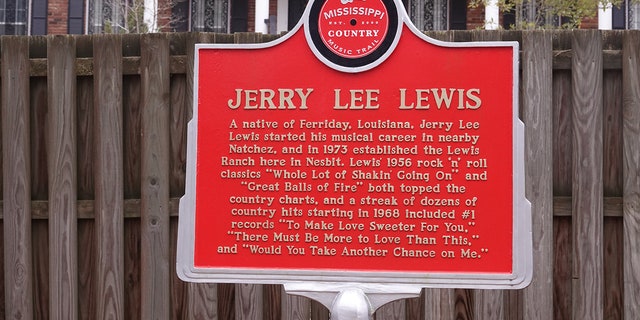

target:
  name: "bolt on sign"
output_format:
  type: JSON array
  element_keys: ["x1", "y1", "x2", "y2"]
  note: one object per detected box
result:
[{"x1": 178, "y1": 0, "x2": 532, "y2": 290}]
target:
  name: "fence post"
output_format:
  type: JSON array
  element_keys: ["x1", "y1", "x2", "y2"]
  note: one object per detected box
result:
[
  {"x1": 140, "y1": 32, "x2": 172, "y2": 320},
  {"x1": 1, "y1": 35, "x2": 34, "y2": 320},
  {"x1": 622, "y1": 30, "x2": 640, "y2": 320},
  {"x1": 94, "y1": 34, "x2": 126, "y2": 320},
  {"x1": 47, "y1": 34, "x2": 79, "y2": 320},
  {"x1": 571, "y1": 30, "x2": 604, "y2": 320},
  {"x1": 521, "y1": 30, "x2": 554, "y2": 320}
]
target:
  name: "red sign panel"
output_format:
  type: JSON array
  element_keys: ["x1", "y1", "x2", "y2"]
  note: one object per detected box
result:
[{"x1": 178, "y1": 0, "x2": 531, "y2": 289}]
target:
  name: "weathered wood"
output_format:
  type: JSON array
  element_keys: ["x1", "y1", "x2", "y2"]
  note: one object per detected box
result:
[
  {"x1": 1, "y1": 36, "x2": 34, "y2": 320},
  {"x1": 602, "y1": 68, "x2": 624, "y2": 318},
  {"x1": 230, "y1": 32, "x2": 268, "y2": 320},
  {"x1": 281, "y1": 287, "x2": 310, "y2": 320},
  {"x1": 375, "y1": 300, "x2": 406, "y2": 320},
  {"x1": 140, "y1": 32, "x2": 172, "y2": 320},
  {"x1": 603, "y1": 218, "x2": 623, "y2": 319},
  {"x1": 622, "y1": 30, "x2": 640, "y2": 320},
  {"x1": 0, "y1": 195, "x2": 624, "y2": 220},
  {"x1": 29, "y1": 36, "x2": 50, "y2": 319},
  {"x1": 236, "y1": 283, "x2": 263, "y2": 319},
  {"x1": 310, "y1": 300, "x2": 330, "y2": 320},
  {"x1": 473, "y1": 290, "x2": 503, "y2": 319},
  {"x1": 454, "y1": 289, "x2": 473, "y2": 320},
  {"x1": 522, "y1": 30, "x2": 554, "y2": 320},
  {"x1": 185, "y1": 32, "x2": 220, "y2": 320},
  {"x1": 265, "y1": 285, "x2": 282, "y2": 320},
  {"x1": 422, "y1": 289, "x2": 454, "y2": 320},
  {"x1": 124, "y1": 218, "x2": 142, "y2": 319},
  {"x1": 553, "y1": 217, "x2": 572, "y2": 320},
  {"x1": 405, "y1": 295, "x2": 421, "y2": 320},
  {"x1": 469, "y1": 30, "x2": 506, "y2": 320},
  {"x1": 0, "y1": 30, "x2": 638, "y2": 320},
  {"x1": 93, "y1": 34, "x2": 125, "y2": 320},
  {"x1": 47, "y1": 35, "x2": 79, "y2": 320},
  {"x1": 571, "y1": 30, "x2": 604, "y2": 320}
]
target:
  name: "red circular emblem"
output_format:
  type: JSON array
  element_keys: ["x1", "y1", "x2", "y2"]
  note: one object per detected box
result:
[{"x1": 318, "y1": 0, "x2": 389, "y2": 59}]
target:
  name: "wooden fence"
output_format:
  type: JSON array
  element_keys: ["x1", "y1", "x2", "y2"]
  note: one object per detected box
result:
[{"x1": 0, "y1": 30, "x2": 638, "y2": 319}]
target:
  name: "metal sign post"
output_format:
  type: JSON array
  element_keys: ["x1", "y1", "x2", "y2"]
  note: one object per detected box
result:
[{"x1": 177, "y1": 0, "x2": 532, "y2": 313}]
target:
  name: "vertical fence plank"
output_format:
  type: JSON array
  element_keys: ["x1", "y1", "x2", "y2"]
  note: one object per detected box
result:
[
  {"x1": 405, "y1": 292, "x2": 422, "y2": 320},
  {"x1": 1, "y1": 36, "x2": 34, "y2": 320},
  {"x1": 93, "y1": 34, "x2": 125, "y2": 320},
  {"x1": 422, "y1": 288, "x2": 454, "y2": 320},
  {"x1": 551, "y1": 37, "x2": 573, "y2": 319},
  {"x1": 374, "y1": 300, "x2": 406, "y2": 320},
  {"x1": 421, "y1": 28, "x2": 465, "y2": 320},
  {"x1": 169, "y1": 36, "x2": 190, "y2": 320},
  {"x1": 571, "y1": 30, "x2": 604, "y2": 320},
  {"x1": 47, "y1": 35, "x2": 79, "y2": 320},
  {"x1": 522, "y1": 31, "x2": 554, "y2": 320},
  {"x1": 122, "y1": 37, "x2": 143, "y2": 319},
  {"x1": 185, "y1": 32, "x2": 219, "y2": 320},
  {"x1": 30, "y1": 35, "x2": 50, "y2": 319},
  {"x1": 474, "y1": 291, "x2": 503, "y2": 319},
  {"x1": 622, "y1": 30, "x2": 640, "y2": 320},
  {"x1": 231, "y1": 32, "x2": 266, "y2": 320},
  {"x1": 236, "y1": 283, "x2": 263, "y2": 319},
  {"x1": 470, "y1": 30, "x2": 504, "y2": 320},
  {"x1": 281, "y1": 287, "x2": 310, "y2": 320},
  {"x1": 140, "y1": 33, "x2": 172, "y2": 320},
  {"x1": 77, "y1": 45, "x2": 97, "y2": 318},
  {"x1": 310, "y1": 300, "x2": 329, "y2": 320}
]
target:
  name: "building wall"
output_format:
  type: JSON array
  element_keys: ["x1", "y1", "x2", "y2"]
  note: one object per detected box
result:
[
  {"x1": 467, "y1": 4, "x2": 485, "y2": 29},
  {"x1": 48, "y1": 0, "x2": 70, "y2": 34},
  {"x1": 34, "y1": 0, "x2": 604, "y2": 35}
]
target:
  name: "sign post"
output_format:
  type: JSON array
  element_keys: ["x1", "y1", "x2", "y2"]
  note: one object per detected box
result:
[{"x1": 178, "y1": 0, "x2": 532, "y2": 316}]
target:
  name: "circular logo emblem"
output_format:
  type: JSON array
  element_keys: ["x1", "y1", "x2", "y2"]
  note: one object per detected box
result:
[
  {"x1": 318, "y1": 0, "x2": 389, "y2": 59},
  {"x1": 306, "y1": 0, "x2": 400, "y2": 71}
]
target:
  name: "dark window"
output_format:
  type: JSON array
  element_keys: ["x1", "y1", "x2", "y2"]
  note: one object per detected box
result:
[
  {"x1": 172, "y1": 0, "x2": 190, "y2": 31},
  {"x1": 503, "y1": 8, "x2": 515, "y2": 29},
  {"x1": 288, "y1": 0, "x2": 308, "y2": 29},
  {"x1": 68, "y1": 0, "x2": 83, "y2": 34},
  {"x1": 32, "y1": 0, "x2": 46, "y2": 34},
  {"x1": 613, "y1": 1, "x2": 626, "y2": 29},
  {"x1": 449, "y1": 0, "x2": 466, "y2": 30},
  {"x1": 0, "y1": 0, "x2": 28, "y2": 35},
  {"x1": 230, "y1": 0, "x2": 248, "y2": 32}
]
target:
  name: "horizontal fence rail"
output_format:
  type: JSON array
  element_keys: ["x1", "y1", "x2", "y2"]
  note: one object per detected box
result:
[{"x1": 0, "y1": 30, "x2": 638, "y2": 320}]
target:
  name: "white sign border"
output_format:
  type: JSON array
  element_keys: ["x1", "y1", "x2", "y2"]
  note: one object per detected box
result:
[{"x1": 177, "y1": 0, "x2": 532, "y2": 290}]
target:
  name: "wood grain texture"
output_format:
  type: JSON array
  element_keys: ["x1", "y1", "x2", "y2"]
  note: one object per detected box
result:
[
  {"x1": 185, "y1": 32, "x2": 220, "y2": 320},
  {"x1": 454, "y1": 289, "x2": 472, "y2": 320},
  {"x1": 603, "y1": 218, "x2": 623, "y2": 319},
  {"x1": 235, "y1": 283, "x2": 263, "y2": 319},
  {"x1": 281, "y1": 286, "x2": 310, "y2": 320},
  {"x1": 141, "y1": 32, "x2": 172, "y2": 320},
  {"x1": 622, "y1": 30, "x2": 640, "y2": 320},
  {"x1": 1, "y1": 36, "x2": 34, "y2": 320},
  {"x1": 30, "y1": 51, "x2": 50, "y2": 319},
  {"x1": 310, "y1": 300, "x2": 329, "y2": 320},
  {"x1": 422, "y1": 288, "x2": 454, "y2": 320},
  {"x1": 473, "y1": 290, "x2": 503, "y2": 319},
  {"x1": 265, "y1": 284, "x2": 281, "y2": 320},
  {"x1": 405, "y1": 295, "x2": 421, "y2": 320},
  {"x1": 0, "y1": 30, "x2": 637, "y2": 320},
  {"x1": 571, "y1": 30, "x2": 604, "y2": 320},
  {"x1": 47, "y1": 35, "x2": 79, "y2": 320},
  {"x1": 521, "y1": 31, "x2": 554, "y2": 320},
  {"x1": 375, "y1": 300, "x2": 406, "y2": 320},
  {"x1": 93, "y1": 34, "x2": 125, "y2": 320},
  {"x1": 470, "y1": 30, "x2": 506, "y2": 320}
]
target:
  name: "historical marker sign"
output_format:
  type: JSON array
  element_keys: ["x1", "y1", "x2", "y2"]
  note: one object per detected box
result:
[{"x1": 178, "y1": 0, "x2": 532, "y2": 289}]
